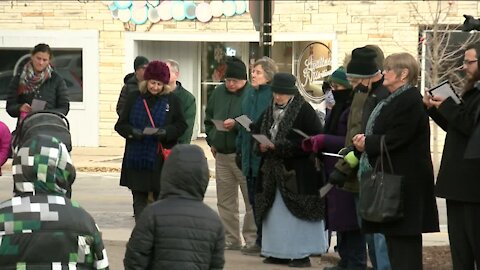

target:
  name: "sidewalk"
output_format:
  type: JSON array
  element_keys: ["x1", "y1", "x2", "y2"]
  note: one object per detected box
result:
[{"x1": 0, "y1": 139, "x2": 450, "y2": 269}]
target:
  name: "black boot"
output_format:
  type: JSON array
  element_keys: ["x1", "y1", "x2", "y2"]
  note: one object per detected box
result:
[{"x1": 288, "y1": 257, "x2": 311, "y2": 268}]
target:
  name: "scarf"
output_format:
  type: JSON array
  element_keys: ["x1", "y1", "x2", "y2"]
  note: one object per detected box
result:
[
  {"x1": 269, "y1": 97, "x2": 294, "y2": 142},
  {"x1": 17, "y1": 61, "x2": 53, "y2": 96},
  {"x1": 124, "y1": 95, "x2": 168, "y2": 170},
  {"x1": 358, "y1": 84, "x2": 412, "y2": 178}
]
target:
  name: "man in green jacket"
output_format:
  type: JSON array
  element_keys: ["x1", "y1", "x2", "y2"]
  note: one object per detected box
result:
[
  {"x1": 165, "y1": 59, "x2": 196, "y2": 144},
  {"x1": 204, "y1": 56, "x2": 256, "y2": 250}
]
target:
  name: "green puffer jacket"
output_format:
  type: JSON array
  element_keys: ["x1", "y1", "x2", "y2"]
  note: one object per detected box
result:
[
  {"x1": 204, "y1": 83, "x2": 251, "y2": 154},
  {"x1": 173, "y1": 81, "x2": 196, "y2": 144}
]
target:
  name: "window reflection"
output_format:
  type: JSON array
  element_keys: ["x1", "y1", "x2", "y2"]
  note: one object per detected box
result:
[{"x1": 0, "y1": 49, "x2": 83, "y2": 102}]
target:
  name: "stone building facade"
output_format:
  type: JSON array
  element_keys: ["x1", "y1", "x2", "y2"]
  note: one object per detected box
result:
[{"x1": 0, "y1": 0, "x2": 476, "y2": 159}]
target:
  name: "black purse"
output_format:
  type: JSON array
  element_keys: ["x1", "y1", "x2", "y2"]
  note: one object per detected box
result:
[{"x1": 359, "y1": 136, "x2": 404, "y2": 223}]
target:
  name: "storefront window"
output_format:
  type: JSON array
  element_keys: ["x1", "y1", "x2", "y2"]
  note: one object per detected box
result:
[
  {"x1": 0, "y1": 49, "x2": 83, "y2": 102},
  {"x1": 200, "y1": 42, "x2": 247, "y2": 132}
]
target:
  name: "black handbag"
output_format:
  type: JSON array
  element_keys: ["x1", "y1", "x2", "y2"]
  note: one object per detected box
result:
[{"x1": 359, "y1": 136, "x2": 404, "y2": 223}]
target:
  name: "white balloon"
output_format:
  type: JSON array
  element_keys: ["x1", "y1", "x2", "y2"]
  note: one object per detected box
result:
[
  {"x1": 148, "y1": 6, "x2": 160, "y2": 23},
  {"x1": 196, "y1": 2, "x2": 212, "y2": 23},
  {"x1": 118, "y1": 8, "x2": 131, "y2": 23},
  {"x1": 210, "y1": 1, "x2": 223, "y2": 18}
]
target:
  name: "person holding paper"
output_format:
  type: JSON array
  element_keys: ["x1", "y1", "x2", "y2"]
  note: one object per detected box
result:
[
  {"x1": 204, "y1": 56, "x2": 257, "y2": 251},
  {"x1": 302, "y1": 67, "x2": 367, "y2": 270},
  {"x1": 424, "y1": 44, "x2": 480, "y2": 269},
  {"x1": 115, "y1": 60, "x2": 187, "y2": 221},
  {"x1": 352, "y1": 53, "x2": 439, "y2": 270},
  {"x1": 6, "y1": 43, "x2": 70, "y2": 125},
  {"x1": 254, "y1": 73, "x2": 327, "y2": 267},
  {"x1": 235, "y1": 56, "x2": 278, "y2": 256}
]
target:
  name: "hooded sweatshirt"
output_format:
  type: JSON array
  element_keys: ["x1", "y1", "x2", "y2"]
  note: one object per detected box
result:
[
  {"x1": 124, "y1": 144, "x2": 225, "y2": 270},
  {"x1": 0, "y1": 135, "x2": 109, "y2": 270}
]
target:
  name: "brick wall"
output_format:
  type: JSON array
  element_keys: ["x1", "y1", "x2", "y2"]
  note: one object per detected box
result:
[{"x1": 1, "y1": 0, "x2": 477, "y2": 151}]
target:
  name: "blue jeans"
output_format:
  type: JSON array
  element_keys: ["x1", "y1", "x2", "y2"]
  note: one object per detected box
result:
[
  {"x1": 246, "y1": 175, "x2": 262, "y2": 246},
  {"x1": 354, "y1": 195, "x2": 391, "y2": 270}
]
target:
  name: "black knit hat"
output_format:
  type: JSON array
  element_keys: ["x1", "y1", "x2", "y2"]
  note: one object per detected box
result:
[
  {"x1": 224, "y1": 56, "x2": 247, "y2": 80},
  {"x1": 134, "y1": 56, "x2": 149, "y2": 71},
  {"x1": 346, "y1": 46, "x2": 380, "y2": 78},
  {"x1": 271, "y1": 73, "x2": 298, "y2": 95}
]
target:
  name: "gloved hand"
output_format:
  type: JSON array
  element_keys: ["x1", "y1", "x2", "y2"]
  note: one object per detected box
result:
[
  {"x1": 153, "y1": 129, "x2": 167, "y2": 142},
  {"x1": 328, "y1": 168, "x2": 348, "y2": 187},
  {"x1": 302, "y1": 134, "x2": 326, "y2": 153},
  {"x1": 130, "y1": 128, "x2": 144, "y2": 140},
  {"x1": 235, "y1": 151, "x2": 242, "y2": 170}
]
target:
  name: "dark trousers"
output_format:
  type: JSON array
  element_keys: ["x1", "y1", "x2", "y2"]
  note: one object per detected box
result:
[
  {"x1": 385, "y1": 234, "x2": 422, "y2": 270},
  {"x1": 337, "y1": 229, "x2": 367, "y2": 270},
  {"x1": 246, "y1": 175, "x2": 262, "y2": 246},
  {"x1": 132, "y1": 190, "x2": 159, "y2": 222},
  {"x1": 446, "y1": 200, "x2": 480, "y2": 270}
]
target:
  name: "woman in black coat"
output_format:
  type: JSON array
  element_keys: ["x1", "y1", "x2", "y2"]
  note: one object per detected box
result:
[
  {"x1": 352, "y1": 53, "x2": 439, "y2": 270},
  {"x1": 254, "y1": 73, "x2": 328, "y2": 268},
  {"x1": 425, "y1": 44, "x2": 480, "y2": 269},
  {"x1": 7, "y1": 43, "x2": 70, "y2": 122},
  {"x1": 115, "y1": 60, "x2": 186, "y2": 221}
]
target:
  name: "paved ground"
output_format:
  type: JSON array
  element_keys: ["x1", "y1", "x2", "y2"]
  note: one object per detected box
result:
[{"x1": 0, "y1": 139, "x2": 450, "y2": 269}]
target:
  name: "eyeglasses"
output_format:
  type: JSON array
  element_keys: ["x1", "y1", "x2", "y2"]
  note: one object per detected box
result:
[
  {"x1": 225, "y1": 78, "x2": 241, "y2": 84},
  {"x1": 463, "y1": 59, "x2": 478, "y2": 65}
]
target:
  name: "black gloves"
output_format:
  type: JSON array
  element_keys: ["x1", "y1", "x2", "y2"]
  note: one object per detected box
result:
[
  {"x1": 130, "y1": 128, "x2": 144, "y2": 140},
  {"x1": 328, "y1": 169, "x2": 348, "y2": 187},
  {"x1": 235, "y1": 151, "x2": 242, "y2": 170},
  {"x1": 153, "y1": 129, "x2": 167, "y2": 142}
]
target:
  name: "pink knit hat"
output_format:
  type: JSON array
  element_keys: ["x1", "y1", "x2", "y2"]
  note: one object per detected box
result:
[{"x1": 143, "y1": 60, "x2": 170, "y2": 84}]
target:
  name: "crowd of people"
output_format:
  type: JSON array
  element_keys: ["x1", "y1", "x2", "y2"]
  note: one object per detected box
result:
[{"x1": 0, "y1": 41, "x2": 479, "y2": 270}]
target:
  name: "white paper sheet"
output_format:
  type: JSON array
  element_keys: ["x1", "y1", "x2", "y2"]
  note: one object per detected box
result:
[
  {"x1": 234, "y1": 115, "x2": 252, "y2": 132},
  {"x1": 252, "y1": 134, "x2": 274, "y2": 147},
  {"x1": 292, "y1": 128, "x2": 309, "y2": 138},
  {"x1": 143, "y1": 127, "x2": 158, "y2": 135},
  {"x1": 211, "y1": 119, "x2": 228, "y2": 131},
  {"x1": 31, "y1": 99, "x2": 46, "y2": 112},
  {"x1": 428, "y1": 81, "x2": 462, "y2": 104}
]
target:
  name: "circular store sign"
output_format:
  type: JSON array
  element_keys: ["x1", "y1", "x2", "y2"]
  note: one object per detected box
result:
[{"x1": 296, "y1": 42, "x2": 332, "y2": 104}]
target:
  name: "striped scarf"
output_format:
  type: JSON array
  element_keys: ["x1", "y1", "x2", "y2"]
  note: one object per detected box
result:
[
  {"x1": 358, "y1": 84, "x2": 412, "y2": 178},
  {"x1": 124, "y1": 96, "x2": 168, "y2": 170},
  {"x1": 18, "y1": 61, "x2": 53, "y2": 96}
]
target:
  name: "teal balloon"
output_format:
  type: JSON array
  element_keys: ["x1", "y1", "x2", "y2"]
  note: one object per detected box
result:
[
  {"x1": 223, "y1": 1, "x2": 236, "y2": 17},
  {"x1": 114, "y1": 0, "x2": 132, "y2": 9},
  {"x1": 184, "y1": 2, "x2": 197, "y2": 20},
  {"x1": 172, "y1": 1, "x2": 186, "y2": 21},
  {"x1": 235, "y1": 1, "x2": 246, "y2": 15}
]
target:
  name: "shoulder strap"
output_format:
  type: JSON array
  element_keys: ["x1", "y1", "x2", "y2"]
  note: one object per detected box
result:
[{"x1": 143, "y1": 99, "x2": 155, "y2": 128}]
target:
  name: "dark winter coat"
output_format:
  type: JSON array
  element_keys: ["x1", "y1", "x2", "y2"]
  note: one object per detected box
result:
[
  {"x1": 236, "y1": 84, "x2": 272, "y2": 177},
  {"x1": 6, "y1": 71, "x2": 70, "y2": 120},
  {"x1": 172, "y1": 81, "x2": 196, "y2": 144},
  {"x1": 255, "y1": 93, "x2": 325, "y2": 224},
  {"x1": 204, "y1": 83, "x2": 250, "y2": 154},
  {"x1": 0, "y1": 134, "x2": 108, "y2": 269},
  {"x1": 321, "y1": 90, "x2": 359, "y2": 232},
  {"x1": 116, "y1": 73, "x2": 139, "y2": 116},
  {"x1": 115, "y1": 90, "x2": 187, "y2": 193},
  {"x1": 334, "y1": 79, "x2": 390, "y2": 193},
  {"x1": 124, "y1": 145, "x2": 225, "y2": 270},
  {"x1": 362, "y1": 87, "x2": 439, "y2": 235},
  {"x1": 430, "y1": 87, "x2": 480, "y2": 202}
]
